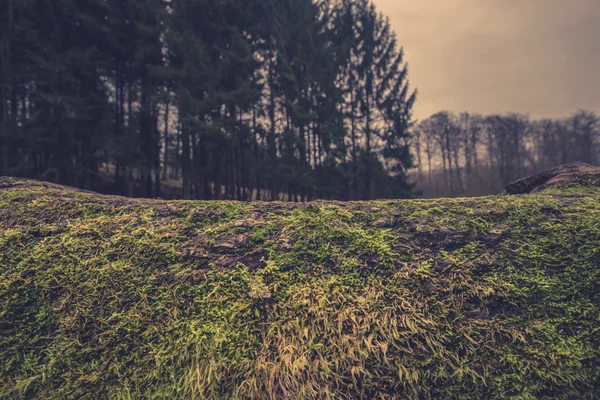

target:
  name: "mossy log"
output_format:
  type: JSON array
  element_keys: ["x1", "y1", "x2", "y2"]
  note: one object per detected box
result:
[
  {"x1": 505, "y1": 162, "x2": 600, "y2": 194},
  {"x1": 1, "y1": 173, "x2": 599, "y2": 399}
]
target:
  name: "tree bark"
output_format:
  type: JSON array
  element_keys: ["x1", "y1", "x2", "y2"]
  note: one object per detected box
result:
[
  {"x1": 0, "y1": 0, "x2": 12, "y2": 174},
  {"x1": 252, "y1": 104, "x2": 260, "y2": 201},
  {"x1": 268, "y1": 55, "x2": 277, "y2": 201},
  {"x1": 213, "y1": 148, "x2": 221, "y2": 200},
  {"x1": 181, "y1": 120, "x2": 191, "y2": 200},
  {"x1": 162, "y1": 101, "x2": 169, "y2": 181}
]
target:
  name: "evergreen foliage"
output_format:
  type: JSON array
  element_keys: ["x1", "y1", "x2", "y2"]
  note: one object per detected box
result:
[{"x1": 0, "y1": 0, "x2": 417, "y2": 201}]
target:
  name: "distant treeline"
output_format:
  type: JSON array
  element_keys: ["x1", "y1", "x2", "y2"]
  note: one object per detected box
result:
[
  {"x1": 0, "y1": 0, "x2": 417, "y2": 201},
  {"x1": 413, "y1": 110, "x2": 600, "y2": 197}
]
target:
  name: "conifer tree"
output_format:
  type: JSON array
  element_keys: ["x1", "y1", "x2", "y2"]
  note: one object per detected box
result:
[{"x1": 2, "y1": 0, "x2": 420, "y2": 201}]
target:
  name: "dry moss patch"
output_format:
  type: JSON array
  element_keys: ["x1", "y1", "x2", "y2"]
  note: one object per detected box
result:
[{"x1": 1, "y1": 176, "x2": 599, "y2": 399}]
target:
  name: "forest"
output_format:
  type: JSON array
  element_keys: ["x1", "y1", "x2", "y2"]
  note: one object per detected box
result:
[
  {"x1": 0, "y1": 0, "x2": 417, "y2": 201},
  {"x1": 413, "y1": 110, "x2": 600, "y2": 197},
  {"x1": 0, "y1": 0, "x2": 598, "y2": 201},
  {"x1": 2, "y1": 1, "x2": 600, "y2": 397}
]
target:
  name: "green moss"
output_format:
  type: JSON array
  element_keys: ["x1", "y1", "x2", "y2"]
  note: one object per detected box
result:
[{"x1": 0, "y1": 179, "x2": 599, "y2": 399}]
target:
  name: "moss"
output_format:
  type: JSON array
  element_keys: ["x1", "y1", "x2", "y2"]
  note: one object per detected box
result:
[{"x1": 0, "y1": 178, "x2": 599, "y2": 399}]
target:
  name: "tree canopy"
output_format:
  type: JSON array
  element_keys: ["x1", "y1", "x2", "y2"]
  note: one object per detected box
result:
[{"x1": 0, "y1": 0, "x2": 418, "y2": 201}]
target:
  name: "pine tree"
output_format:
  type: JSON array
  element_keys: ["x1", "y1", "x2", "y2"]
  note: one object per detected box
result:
[
  {"x1": 335, "y1": 0, "x2": 416, "y2": 199},
  {"x1": 3, "y1": 0, "x2": 419, "y2": 202}
]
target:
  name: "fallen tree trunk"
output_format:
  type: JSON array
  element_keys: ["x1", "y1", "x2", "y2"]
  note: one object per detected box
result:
[
  {"x1": 1, "y1": 170, "x2": 599, "y2": 399},
  {"x1": 505, "y1": 162, "x2": 600, "y2": 194}
]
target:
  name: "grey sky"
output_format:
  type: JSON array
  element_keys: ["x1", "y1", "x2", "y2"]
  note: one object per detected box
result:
[{"x1": 373, "y1": 0, "x2": 600, "y2": 120}]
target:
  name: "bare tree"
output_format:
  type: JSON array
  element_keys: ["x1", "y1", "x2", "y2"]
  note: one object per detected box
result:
[
  {"x1": 418, "y1": 118, "x2": 439, "y2": 187},
  {"x1": 458, "y1": 112, "x2": 483, "y2": 188},
  {"x1": 568, "y1": 110, "x2": 599, "y2": 165},
  {"x1": 412, "y1": 122, "x2": 423, "y2": 181},
  {"x1": 413, "y1": 109, "x2": 598, "y2": 198}
]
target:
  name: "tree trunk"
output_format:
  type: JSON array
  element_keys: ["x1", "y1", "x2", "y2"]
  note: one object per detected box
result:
[
  {"x1": 236, "y1": 139, "x2": 243, "y2": 200},
  {"x1": 364, "y1": 91, "x2": 372, "y2": 201},
  {"x1": 453, "y1": 145, "x2": 462, "y2": 193},
  {"x1": 445, "y1": 129, "x2": 454, "y2": 195},
  {"x1": 463, "y1": 135, "x2": 471, "y2": 184},
  {"x1": 162, "y1": 101, "x2": 169, "y2": 181},
  {"x1": 199, "y1": 135, "x2": 210, "y2": 200},
  {"x1": 268, "y1": 57, "x2": 277, "y2": 201},
  {"x1": 252, "y1": 105, "x2": 261, "y2": 201},
  {"x1": 426, "y1": 151, "x2": 432, "y2": 185},
  {"x1": 152, "y1": 104, "x2": 161, "y2": 197},
  {"x1": 0, "y1": 0, "x2": 12, "y2": 174},
  {"x1": 181, "y1": 121, "x2": 191, "y2": 200},
  {"x1": 439, "y1": 141, "x2": 448, "y2": 192},
  {"x1": 139, "y1": 76, "x2": 153, "y2": 197},
  {"x1": 414, "y1": 132, "x2": 423, "y2": 181},
  {"x1": 350, "y1": 89, "x2": 358, "y2": 200},
  {"x1": 114, "y1": 68, "x2": 126, "y2": 193},
  {"x1": 213, "y1": 148, "x2": 221, "y2": 200},
  {"x1": 173, "y1": 118, "x2": 181, "y2": 180}
]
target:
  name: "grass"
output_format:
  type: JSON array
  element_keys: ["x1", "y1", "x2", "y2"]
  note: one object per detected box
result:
[{"x1": 0, "y1": 176, "x2": 599, "y2": 399}]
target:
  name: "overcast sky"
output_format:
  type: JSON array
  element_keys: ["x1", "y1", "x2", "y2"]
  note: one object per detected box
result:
[{"x1": 372, "y1": 0, "x2": 600, "y2": 120}]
